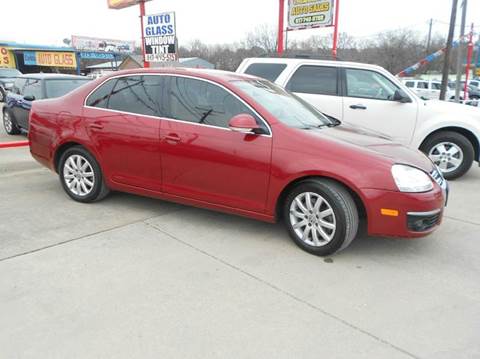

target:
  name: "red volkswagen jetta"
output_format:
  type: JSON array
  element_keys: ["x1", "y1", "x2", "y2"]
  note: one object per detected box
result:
[{"x1": 28, "y1": 68, "x2": 447, "y2": 256}]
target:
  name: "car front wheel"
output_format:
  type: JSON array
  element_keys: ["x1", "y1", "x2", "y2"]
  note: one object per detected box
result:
[
  {"x1": 283, "y1": 179, "x2": 359, "y2": 256},
  {"x1": 421, "y1": 131, "x2": 474, "y2": 180},
  {"x1": 58, "y1": 146, "x2": 110, "y2": 202}
]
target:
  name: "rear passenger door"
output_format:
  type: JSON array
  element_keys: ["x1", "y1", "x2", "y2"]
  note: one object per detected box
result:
[
  {"x1": 14, "y1": 78, "x2": 42, "y2": 129},
  {"x1": 284, "y1": 65, "x2": 343, "y2": 119},
  {"x1": 84, "y1": 75, "x2": 166, "y2": 191}
]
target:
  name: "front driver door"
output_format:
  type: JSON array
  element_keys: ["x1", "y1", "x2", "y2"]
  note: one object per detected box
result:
[
  {"x1": 342, "y1": 68, "x2": 418, "y2": 145},
  {"x1": 160, "y1": 76, "x2": 272, "y2": 213}
]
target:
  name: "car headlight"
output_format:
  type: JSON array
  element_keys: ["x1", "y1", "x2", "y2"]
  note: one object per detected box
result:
[{"x1": 391, "y1": 164, "x2": 433, "y2": 192}]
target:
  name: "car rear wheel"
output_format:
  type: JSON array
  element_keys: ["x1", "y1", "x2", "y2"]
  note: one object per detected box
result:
[
  {"x1": 3, "y1": 110, "x2": 21, "y2": 135},
  {"x1": 421, "y1": 131, "x2": 474, "y2": 180},
  {"x1": 283, "y1": 179, "x2": 359, "y2": 256},
  {"x1": 58, "y1": 146, "x2": 110, "y2": 203}
]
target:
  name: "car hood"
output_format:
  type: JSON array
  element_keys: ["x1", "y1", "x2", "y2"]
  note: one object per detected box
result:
[
  {"x1": 421, "y1": 98, "x2": 480, "y2": 117},
  {"x1": 310, "y1": 123, "x2": 433, "y2": 171}
]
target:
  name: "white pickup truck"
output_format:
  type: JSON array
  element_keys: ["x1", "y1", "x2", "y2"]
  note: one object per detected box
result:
[{"x1": 237, "y1": 57, "x2": 480, "y2": 179}]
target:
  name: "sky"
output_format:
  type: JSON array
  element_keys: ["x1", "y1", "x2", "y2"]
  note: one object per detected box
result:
[{"x1": 1, "y1": 0, "x2": 479, "y2": 47}]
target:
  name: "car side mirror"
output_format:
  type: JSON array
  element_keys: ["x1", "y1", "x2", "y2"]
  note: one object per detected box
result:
[
  {"x1": 23, "y1": 95, "x2": 35, "y2": 101},
  {"x1": 393, "y1": 90, "x2": 411, "y2": 103},
  {"x1": 228, "y1": 114, "x2": 262, "y2": 135}
]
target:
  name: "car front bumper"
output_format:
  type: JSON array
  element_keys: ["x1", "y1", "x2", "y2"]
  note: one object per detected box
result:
[{"x1": 362, "y1": 183, "x2": 447, "y2": 238}]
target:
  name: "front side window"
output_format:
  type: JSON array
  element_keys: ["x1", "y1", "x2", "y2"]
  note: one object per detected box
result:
[
  {"x1": 23, "y1": 79, "x2": 43, "y2": 99},
  {"x1": 12, "y1": 78, "x2": 27, "y2": 95},
  {"x1": 244, "y1": 63, "x2": 287, "y2": 82},
  {"x1": 345, "y1": 69, "x2": 399, "y2": 101},
  {"x1": 286, "y1": 65, "x2": 338, "y2": 96},
  {"x1": 234, "y1": 79, "x2": 331, "y2": 129},
  {"x1": 166, "y1": 76, "x2": 261, "y2": 129}
]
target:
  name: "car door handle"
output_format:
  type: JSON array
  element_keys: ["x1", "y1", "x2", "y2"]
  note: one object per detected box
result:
[
  {"x1": 88, "y1": 122, "x2": 104, "y2": 130},
  {"x1": 164, "y1": 133, "x2": 181, "y2": 143},
  {"x1": 349, "y1": 104, "x2": 367, "y2": 110}
]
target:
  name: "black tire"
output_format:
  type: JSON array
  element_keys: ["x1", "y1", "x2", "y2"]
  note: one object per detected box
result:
[
  {"x1": 283, "y1": 179, "x2": 359, "y2": 256},
  {"x1": 3, "y1": 109, "x2": 21, "y2": 135},
  {"x1": 58, "y1": 146, "x2": 110, "y2": 203},
  {"x1": 420, "y1": 131, "x2": 474, "y2": 180}
]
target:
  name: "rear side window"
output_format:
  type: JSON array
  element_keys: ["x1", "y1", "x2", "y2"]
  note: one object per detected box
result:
[
  {"x1": 417, "y1": 82, "x2": 429, "y2": 89},
  {"x1": 431, "y1": 82, "x2": 441, "y2": 90},
  {"x1": 86, "y1": 79, "x2": 116, "y2": 108},
  {"x1": 286, "y1": 65, "x2": 338, "y2": 96},
  {"x1": 405, "y1": 81, "x2": 415, "y2": 88},
  {"x1": 244, "y1": 63, "x2": 287, "y2": 82},
  {"x1": 86, "y1": 76, "x2": 167, "y2": 117}
]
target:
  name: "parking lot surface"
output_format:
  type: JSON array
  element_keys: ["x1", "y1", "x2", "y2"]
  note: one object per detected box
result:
[{"x1": 1, "y1": 106, "x2": 479, "y2": 358}]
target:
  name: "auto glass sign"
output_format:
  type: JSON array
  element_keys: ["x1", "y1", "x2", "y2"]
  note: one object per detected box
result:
[
  {"x1": 143, "y1": 12, "x2": 177, "y2": 62},
  {"x1": 288, "y1": 0, "x2": 334, "y2": 30}
]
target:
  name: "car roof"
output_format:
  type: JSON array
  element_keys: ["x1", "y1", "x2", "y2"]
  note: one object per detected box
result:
[
  {"x1": 240, "y1": 57, "x2": 387, "y2": 72},
  {"x1": 18, "y1": 73, "x2": 90, "y2": 80},
  {"x1": 101, "y1": 67, "x2": 256, "y2": 83}
]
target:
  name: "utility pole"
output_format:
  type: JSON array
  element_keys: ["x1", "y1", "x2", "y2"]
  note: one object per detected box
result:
[
  {"x1": 455, "y1": 0, "x2": 467, "y2": 102},
  {"x1": 440, "y1": 0, "x2": 459, "y2": 100},
  {"x1": 426, "y1": 18, "x2": 433, "y2": 55}
]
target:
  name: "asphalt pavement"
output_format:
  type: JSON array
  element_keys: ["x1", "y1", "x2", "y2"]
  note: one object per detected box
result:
[{"x1": 0, "y1": 104, "x2": 479, "y2": 359}]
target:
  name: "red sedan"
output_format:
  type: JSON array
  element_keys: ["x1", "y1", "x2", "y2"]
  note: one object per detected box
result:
[{"x1": 28, "y1": 68, "x2": 448, "y2": 256}]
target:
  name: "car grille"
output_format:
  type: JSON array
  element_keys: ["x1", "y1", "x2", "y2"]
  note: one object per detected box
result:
[{"x1": 407, "y1": 211, "x2": 442, "y2": 232}]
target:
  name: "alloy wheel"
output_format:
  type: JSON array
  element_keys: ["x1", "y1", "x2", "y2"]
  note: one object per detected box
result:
[
  {"x1": 3, "y1": 111, "x2": 12, "y2": 133},
  {"x1": 289, "y1": 192, "x2": 336, "y2": 247},
  {"x1": 63, "y1": 154, "x2": 95, "y2": 196},
  {"x1": 428, "y1": 142, "x2": 464, "y2": 174}
]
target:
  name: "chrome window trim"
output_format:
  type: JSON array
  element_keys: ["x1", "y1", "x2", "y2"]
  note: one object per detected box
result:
[{"x1": 83, "y1": 72, "x2": 272, "y2": 137}]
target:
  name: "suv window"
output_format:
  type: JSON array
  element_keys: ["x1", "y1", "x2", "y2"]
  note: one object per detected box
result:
[
  {"x1": 86, "y1": 79, "x2": 116, "y2": 108},
  {"x1": 345, "y1": 69, "x2": 399, "y2": 101},
  {"x1": 405, "y1": 81, "x2": 415, "y2": 88},
  {"x1": 23, "y1": 78, "x2": 43, "y2": 99},
  {"x1": 244, "y1": 63, "x2": 287, "y2": 82},
  {"x1": 286, "y1": 65, "x2": 338, "y2": 96},
  {"x1": 431, "y1": 82, "x2": 441, "y2": 90},
  {"x1": 166, "y1": 76, "x2": 260, "y2": 129},
  {"x1": 417, "y1": 82, "x2": 429, "y2": 89},
  {"x1": 12, "y1": 78, "x2": 27, "y2": 95}
]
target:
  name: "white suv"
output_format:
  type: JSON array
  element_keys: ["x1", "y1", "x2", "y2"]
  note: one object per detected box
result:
[
  {"x1": 402, "y1": 79, "x2": 457, "y2": 101},
  {"x1": 236, "y1": 58, "x2": 480, "y2": 179}
]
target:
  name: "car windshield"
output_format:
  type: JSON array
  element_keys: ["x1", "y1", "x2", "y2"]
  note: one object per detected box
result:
[
  {"x1": 45, "y1": 78, "x2": 91, "y2": 98},
  {"x1": 0, "y1": 68, "x2": 21, "y2": 78},
  {"x1": 233, "y1": 79, "x2": 332, "y2": 129}
]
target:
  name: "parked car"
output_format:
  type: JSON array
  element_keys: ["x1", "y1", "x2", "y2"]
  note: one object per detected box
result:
[
  {"x1": 28, "y1": 68, "x2": 447, "y2": 256},
  {"x1": 237, "y1": 58, "x2": 480, "y2": 179},
  {"x1": 0, "y1": 67, "x2": 22, "y2": 102},
  {"x1": 3, "y1": 74, "x2": 91, "y2": 135}
]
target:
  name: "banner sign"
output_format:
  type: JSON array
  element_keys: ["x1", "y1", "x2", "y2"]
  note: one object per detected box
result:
[
  {"x1": 288, "y1": 0, "x2": 334, "y2": 30},
  {"x1": 107, "y1": 0, "x2": 151, "y2": 9},
  {"x1": 23, "y1": 51, "x2": 77, "y2": 68},
  {"x1": 0, "y1": 47, "x2": 16, "y2": 68},
  {"x1": 72, "y1": 35, "x2": 134, "y2": 53},
  {"x1": 143, "y1": 12, "x2": 177, "y2": 62},
  {"x1": 79, "y1": 52, "x2": 115, "y2": 60}
]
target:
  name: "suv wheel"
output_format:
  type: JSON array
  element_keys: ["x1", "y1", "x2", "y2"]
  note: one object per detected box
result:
[
  {"x1": 283, "y1": 179, "x2": 359, "y2": 256},
  {"x1": 3, "y1": 110, "x2": 21, "y2": 135},
  {"x1": 58, "y1": 146, "x2": 110, "y2": 203},
  {"x1": 421, "y1": 131, "x2": 474, "y2": 180}
]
